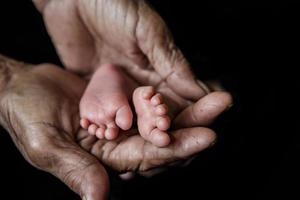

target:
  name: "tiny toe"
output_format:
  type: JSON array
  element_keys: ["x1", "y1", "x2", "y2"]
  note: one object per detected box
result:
[
  {"x1": 151, "y1": 93, "x2": 163, "y2": 106},
  {"x1": 105, "y1": 127, "x2": 119, "y2": 140},
  {"x1": 142, "y1": 86, "x2": 155, "y2": 99},
  {"x1": 116, "y1": 106, "x2": 133, "y2": 130},
  {"x1": 88, "y1": 124, "x2": 98, "y2": 135},
  {"x1": 96, "y1": 127, "x2": 105, "y2": 139},
  {"x1": 149, "y1": 128, "x2": 171, "y2": 147},
  {"x1": 156, "y1": 116, "x2": 171, "y2": 131},
  {"x1": 105, "y1": 123, "x2": 119, "y2": 140},
  {"x1": 155, "y1": 104, "x2": 168, "y2": 115},
  {"x1": 80, "y1": 118, "x2": 90, "y2": 129}
]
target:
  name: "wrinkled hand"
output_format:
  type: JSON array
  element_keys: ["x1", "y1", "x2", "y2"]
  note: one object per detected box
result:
[
  {"x1": 0, "y1": 62, "x2": 231, "y2": 200},
  {"x1": 78, "y1": 90, "x2": 231, "y2": 177},
  {"x1": 0, "y1": 64, "x2": 109, "y2": 200},
  {"x1": 34, "y1": 0, "x2": 208, "y2": 101}
]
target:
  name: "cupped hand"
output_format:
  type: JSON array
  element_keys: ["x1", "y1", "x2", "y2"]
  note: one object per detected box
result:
[
  {"x1": 34, "y1": 0, "x2": 209, "y2": 101},
  {"x1": 0, "y1": 62, "x2": 231, "y2": 200},
  {"x1": 77, "y1": 91, "x2": 232, "y2": 177}
]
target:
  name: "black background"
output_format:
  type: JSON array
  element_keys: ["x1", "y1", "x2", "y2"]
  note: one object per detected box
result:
[{"x1": 1, "y1": 0, "x2": 300, "y2": 199}]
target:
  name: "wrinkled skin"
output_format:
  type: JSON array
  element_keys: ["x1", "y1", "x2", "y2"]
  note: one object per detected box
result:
[
  {"x1": 34, "y1": 0, "x2": 209, "y2": 102},
  {"x1": 0, "y1": 0, "x2": 233, "y2": 199},
  {"x1": 0, "y1": 63, "x2": 232, "y2": 200}
]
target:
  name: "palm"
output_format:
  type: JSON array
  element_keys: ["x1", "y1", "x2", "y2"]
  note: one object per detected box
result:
[
  {"x1": 78, "y1": 124, "x2": 215, "y2": 174},
  {"x1": 0, "y1": 64, "x2": 85, "y2": 166},
  {"x1": 1, "y1": 64, "x2": 221, "y2": 174},
  {"x1": 0, "y1": 62, "x2": 230, "y2": 199}
]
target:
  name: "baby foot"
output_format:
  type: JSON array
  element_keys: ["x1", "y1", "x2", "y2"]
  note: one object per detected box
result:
[
  {"x1": 133, "y1": 86, "x2": 171, "y2": 147},
  {"x1": 80, "y1": 64, "x2": 136, "y2": 140}
]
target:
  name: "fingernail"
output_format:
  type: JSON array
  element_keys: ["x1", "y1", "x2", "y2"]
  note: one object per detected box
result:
[{"x1": 82, "y1": 196, "x2": 87, "y2": 200}]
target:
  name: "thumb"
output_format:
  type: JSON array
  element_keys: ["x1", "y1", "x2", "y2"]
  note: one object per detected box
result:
[
  {"x1": 44, "y1": 142, "x2": 109, "y2": 200},
  {"x1": 136, "y1": 1, "x2": 208, "y2": 100}
]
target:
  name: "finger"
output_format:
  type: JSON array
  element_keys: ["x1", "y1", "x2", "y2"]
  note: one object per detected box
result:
[
  {"x1": 42, "y1": 142, "x2": 110, "y2": 200},
  {"x1": 144, "y1": 156, "x2": 195, "y2": 173},
  {"x1": 139, "y1": 168, "x2": 167, "y2": 177},
  {"x1": 174, "y1": 91, "x2": 233, "y2": 128},
  {"x1": 138, "y1": 157, "x2": 194, "y2": 177},
  {"x1": 136, "y1": 2, "x2": 208, "y2": 100},
  {"x1": 83, "y1": 127, "x2": 215, "y2": 173},
  {"x1": 169, "y1": 127, "x2": 216, "y2": 159},
  {"x1": 119, "y1": 172, "x2": 136, "y2": 180},
  {"x1": 142, "y1": 127, "x2": 216, "y2": 170},
  {"x1": 180, "y1": 156, "x2": 198, "y2": 167},
  {"x1": 41, "y1": 0, "x2": 95, "y2": 73}
]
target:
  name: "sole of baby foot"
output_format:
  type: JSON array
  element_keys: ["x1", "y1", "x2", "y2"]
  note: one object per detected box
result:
[
  {"x1": 133, "y1": 86, "x2": 171, "y2": 147},
  {"x1": 79, "y1": 64, "x2": 136, "y2": 141}
]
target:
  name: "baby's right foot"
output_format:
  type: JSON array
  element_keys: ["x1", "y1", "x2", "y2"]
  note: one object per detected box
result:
[{"x1": 133, "y1": 86, "x2": 171, "y2": 147}]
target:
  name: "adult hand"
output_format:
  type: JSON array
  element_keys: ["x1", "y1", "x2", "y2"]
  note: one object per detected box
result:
[
  {"x1": 0, "y1": 60, "x2": 108, "y2": 200},
  {"x1": 0, "y1": 57, "x2": 231, "y2": 199},
  {"x1": 33, "y1": 0, "x2": 209, "y2": 101},
  {"x1": 77, "y1": 91, "x2": 232, "y2": 177}
]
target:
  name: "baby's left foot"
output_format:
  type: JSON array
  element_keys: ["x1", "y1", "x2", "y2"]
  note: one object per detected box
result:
[
  {"x1": 133, "y1": 86, "x2": 171, "y2": 147},
  {"x1": 79, "y1": 64, "x2": 135, "y2": 140}
]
